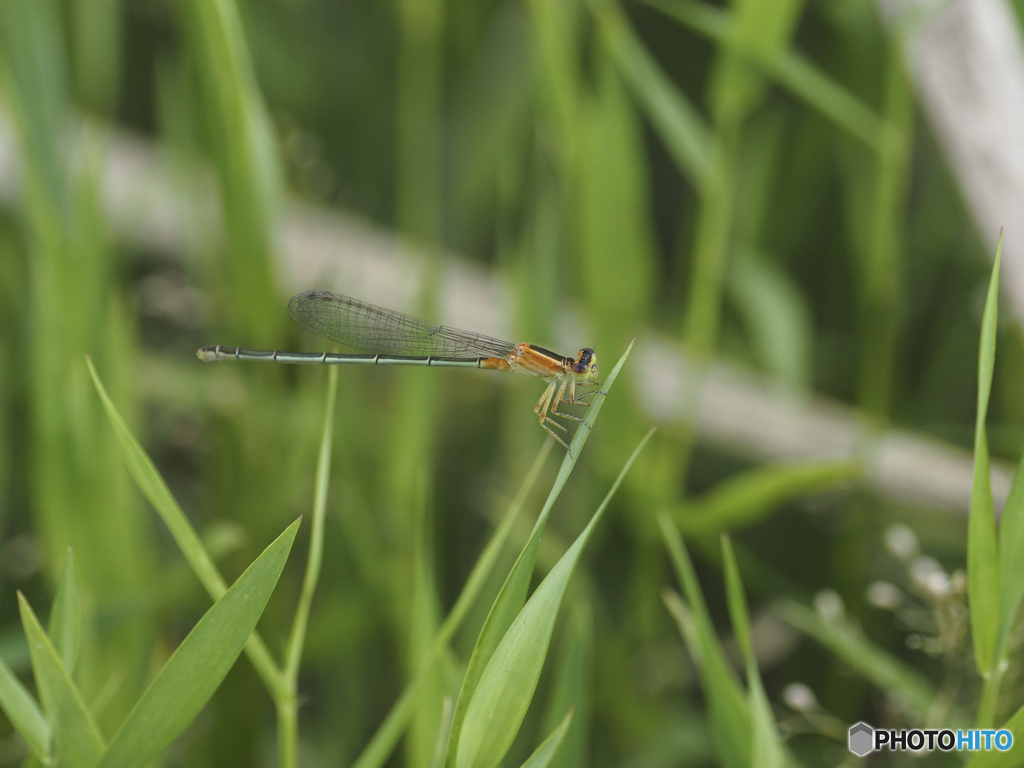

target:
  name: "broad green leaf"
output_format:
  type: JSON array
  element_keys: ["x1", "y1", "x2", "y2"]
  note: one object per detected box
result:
[
  {"x1": 658, "y1": 516, "x2": 748, "y2": 768},
  {"x1": 456, "y1": 428, "x2": 653, "y2": 768},
  {"x1": 445, "y1": 342, "x2": 633, "y2": 767},
  {"x1": 96, "y1": 519, "x2": 300, "y2": 768},
  {"x1": 721, "y1": 538, "x2": 781, "y2": 768},
  {"x1": 776, "y1": 600, "x2": 934, "y2": 714},
  {"x1": 969, "y1": 243, "x2": 1002, "y2": 682},
  {"x1": 351, "y1": 440, "x2": 554, "y2": 768},
  {"x1": 49, "y1": 549, "x2": 80, "y2": 675},
  {"x1": 20, "y1": 593, "x2": 105, "y2": 768},
  {"x1": 86, "y1": 356, "x2": 284, "y2": 699},
  {"x1": 0, "y1": 652, "x2": 50, "y2": 761},
  {"x1": 519, "y1": 709, "x2": 574, "y2": 768},
  {"x1": 673, "y1": 461, "x2": 861, "y2": 533}
]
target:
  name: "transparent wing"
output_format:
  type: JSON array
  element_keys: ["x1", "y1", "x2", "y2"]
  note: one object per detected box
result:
[{"x1": 286, "y1": 290, "x2": 515, "y2": 359}]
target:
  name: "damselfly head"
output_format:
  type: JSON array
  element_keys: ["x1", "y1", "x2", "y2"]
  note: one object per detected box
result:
[{"x1": 571, "y1": 348, "x2": 598, "y2": 377}]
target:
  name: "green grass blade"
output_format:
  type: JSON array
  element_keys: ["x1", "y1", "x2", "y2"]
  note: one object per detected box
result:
[
  {"x1": 673, "y1": 461, "x2": 862, "y2": 533},
  {"x1": 456, "y1": 428, "x2": 653, "y2": 768},
  {"x1": 721, "y1": 537, "x2": 752, "y2": 662},
  {"x1": 637, "y1": 0, "x2": 896, "y2": 152},
  {"x1": 518, "y1": 709, "x2": 573, "y2": 768},
  {"x1": 96, "y1": 519, "x2": 300, "y2": 768},
  {"x1": 48, "y1": 549, "x2": 80, "y2": 676},
  {"x1": 0, "y1": 652, "x2": 50, "y2": 761},
  {"x1": 590, "y1": 0, "x2": 712, "y2": 186},
  {"x1": 775, "y1": 600, "x2": 934, "y2": 714},
  {"x1": 970, "y1": 242, "x2": 1002, "y2": 690},
  {"x1": 657, "y1": 516, "x2": 748, "y2": 768},
  {"x1": 445, "y1": 342, "x2": 634, "y2": 767},
  {"x1": 721, "y1": 538, "x2": 781, "y2": 768},
  {"x1": 177, "y1": 0, "x2": 281, "y2": 342},
  {"x1": 539, "y1": 603, "x2": 593, "y2": 768},
  {"x1": 86, "y1": 356, "x2": 285, "y2": 699},
  {"x1": 279, "y1": 366, "x2": 338, "y2": 768},
  {"x1": 967, "y1": 700, "x2": 1024, "y2": 768},
  {"x1": 351, "y1": 441, "x2": 554, "y2": 768},
  {"x1": 19, "y1": 593, "x2": 105, "y2": 768},
  {"x1": 283, "y1": 369, "x2": 337, "y2": 676},
  {"x1": 998, "y1": 450, "x2": 1024, "y2": 655}
]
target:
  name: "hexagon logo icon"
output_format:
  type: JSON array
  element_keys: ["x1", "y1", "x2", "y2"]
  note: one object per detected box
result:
[{"x1": 848, "y1": 722, "x2": 874, "y2": 756}]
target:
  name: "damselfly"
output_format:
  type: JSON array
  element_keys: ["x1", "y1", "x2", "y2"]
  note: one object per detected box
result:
[{"x1": 197, "y1": 290, "x2": 600, "y2": 449}]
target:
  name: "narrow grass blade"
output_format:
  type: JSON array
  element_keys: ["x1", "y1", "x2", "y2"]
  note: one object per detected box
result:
[
  {"x1": 284, "y1": 366, "x2": 337, "y2": 680},
  {"x1": 177, "y1": 0, "x2": 281, "y2": 341},
  {"x1": 86, "y1": 356, "x2": 285, "y2": 699},
  {"x1": 657, "y1": 516, "x2": 748, "y2": 768},
  {"x1": 590, "y1": 0, "x2": 712, "y2": 186},
  {"x1": 279, "y1": 366, "x2": 338, "y2": 768},
  {"x1": 539, "y1": 603, "x2": 593, "y2": 768},
  {"x1": 519, "y1": 709, "x2": 573, "y2": 768},
  {"x1": 96, "y1": 519, "x2": 300, "y2": 768},
  {"x1": 19, "y1": 593, "x2": 105, "y2": 768},
  {"x1": 455, "y1": 428, "x2": 653, "y2": 768},
  {"x1": 351, "y1": 441, "x2": 554, "y2": 768},
  {"x1": 445, "y1": 342, "x2": 634, "y2": 767},
  {"x1": 721, "y1": 538, "x2": 781, "y2": 768},
  {"x1": 775, "y1": 600, "x2": 934, "y2": 714},
  {"x1": 967, "y1": 700, "x2": 1024, "y2": 768},
  {"x1": 673, "y1": 461, "x2": 861, "y2": 533},
  {"x1": 998, "y1": 449, "x2": 1024, "y2": 655},
  {"x1": 48, "y1": 549, "x2": 80, "y2": 676},
  {"x1": 637, "y1": 0, "x2": 896, "y2": 153},
  {"x1": 970, "y1": 243, "x2": 1002, "y2": 684},
  {"x1": 0, "y1": 653, "x2": 50, "y2": 761}
]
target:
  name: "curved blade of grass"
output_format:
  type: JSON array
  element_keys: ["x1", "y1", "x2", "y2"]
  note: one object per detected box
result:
[
  {"x1": 456, "y1": 427, "x2": 654, "y2": 768},
  {"x1": 519, "y1": 709, "x2": 573, "y2": 768},
  {"x1": 86, "y1": 355, "x2": 285, "y2": 699},
  {"x1": 775, "y1": 600, "x2": 934, "y2": 714},
  {"x1": 968, "y1": 700, "x2": 1024, "y2": 768},
  {"x1": 721, "y1": 537, "x2": 781, "y2": 768},
  {"x1": 637, "y1": 0, "x2": 898, "y2": 153},
  {"x1": 96, "y1": 519, "x2": 299, "y2": 768},
  {"x1": 444, "y1": 341, "x2": 634, "y2": 768},
  {"x1": 19, "y1": 593, "x2": 105, "y2": 768},
  {"x1": 971, "y1": 242, "x2": 1002, "y2": 690},
  {"x1": 279, "y1": 366, "x2": 338, "y2": 767},
  {"x1": 351, "y1": 440, "x2": 554, "y2": 768},
  {"x1": 0, "y1": 653, "x2": 50, "y2": 761},
  {"x1": 673, "y1": 461, "x2": 861, "y2": 533},
  {"x1": 177, "y1": 0, "x2": 281, "y2": 341},
  {"x1": 539, "y1": 603, "x2": 592, "y2": 768},
  {"x1": 49, "y1": 549, "x2": 80, "y2": 675},
  {"x1": 657, "y1": 516, "x2": 748, "y2": 768},
  {"x1": 590, "y1": 0, "x2": 712, "y2": 186}
]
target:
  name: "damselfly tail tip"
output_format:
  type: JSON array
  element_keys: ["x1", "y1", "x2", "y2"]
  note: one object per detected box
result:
[{"x1": 196, "y1": 346, "x2": 217, "y2": 362}]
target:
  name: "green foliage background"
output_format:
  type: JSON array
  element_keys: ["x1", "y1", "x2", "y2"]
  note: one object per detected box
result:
[{"x1": 0, "y1": 0, "x2": 1021, "y2": 765}]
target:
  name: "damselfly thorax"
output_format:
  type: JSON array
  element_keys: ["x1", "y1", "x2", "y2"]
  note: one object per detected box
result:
[{"x1": 197, "y1": 290, "x2": 600, "y2": 451}]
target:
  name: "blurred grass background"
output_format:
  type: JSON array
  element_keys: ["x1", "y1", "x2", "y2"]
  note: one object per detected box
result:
[{"x1": 0, "y1": 0, "x2": 1019, "y2": 765}]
